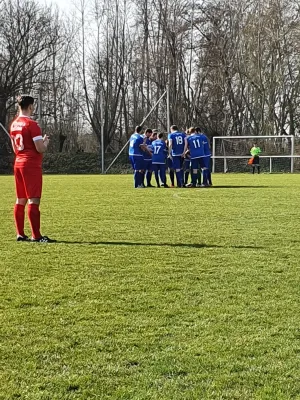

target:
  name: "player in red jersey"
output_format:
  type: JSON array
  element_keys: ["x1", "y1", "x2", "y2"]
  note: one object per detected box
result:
[{"x1": 10, "y1": 95, "x2": 56, "y2": 243}]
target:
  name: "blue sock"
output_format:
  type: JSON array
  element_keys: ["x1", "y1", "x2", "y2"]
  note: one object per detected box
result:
[
  {"x1": 184, "y1": 170, "x2": 189, "y2": 184},
  {"x1": 208, "y1": 170, "x2": 212, "y2": 185},
  {"x1": 180, "y1": 170, "x2": 184, "y2": 185},
  {"x1": 169, "y1": 170, "x2": 175, "y2": 185},
  {"x1": 202, "y1": 169, "x2": 208, "y2": 185},
  {"x1": 146, "y1": 171, "x2": 152, "y2": 186},
  {"x1": 192, "y1": 173, "x2": 197, "y2": 186},
  {"x1": 175, "y1": 171, "x2": 182, "y2": 187},
  {"x1": 134, "y1": 171, "x2": 138, "y2": 188},
  {"x1": 154, "y1": 170, "x2": 160, "y2": 186}
]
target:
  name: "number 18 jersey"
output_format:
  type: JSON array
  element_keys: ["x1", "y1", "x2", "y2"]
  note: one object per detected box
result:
[
  {"x1": 168, "y1": 131, "x2": 186, "y2": 156},
  {"x1": 10, "y1": 116, "x2": 43, "y2": 168}
]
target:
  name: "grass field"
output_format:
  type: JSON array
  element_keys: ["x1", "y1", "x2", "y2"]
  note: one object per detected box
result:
[{"x1": 1, "y1": 173, "x2": 300, "y2": 400}]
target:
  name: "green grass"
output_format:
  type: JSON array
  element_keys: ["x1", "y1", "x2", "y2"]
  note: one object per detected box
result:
[{"x1": 1, "y1": 174, "x2": 300, "y2": 400}]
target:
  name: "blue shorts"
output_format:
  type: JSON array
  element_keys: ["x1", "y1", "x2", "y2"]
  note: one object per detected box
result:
[
  {"x1": 172, "y1": 155, "x2": 183, "y2": 170},
  {"x1": 167, "y1": 157, "x2": 173, "y2": 169},
  {"x1": 203, "y1": 156, "x2": 211, "y2": 169},
  {"x1": 191, "y1": 157, "x2": 206, "y2": 170},
  {"x1": 129, "y1": 155, "x2": 145, "y2": 171},
  {"x1": 144, "y1": 159, "x2": 152, "y2": 171}
]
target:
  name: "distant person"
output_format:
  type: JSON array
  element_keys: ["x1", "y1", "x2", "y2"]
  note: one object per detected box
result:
[
  {"x1": 143, "y1": 128, "x2": 154, "y2": 187},
  {"x1": 250, "y1": 144, "x2": 261, "y2": 174},
  {"x1": 129, "y1": 126, "x2": 150, "y2": 188},
  {"x1": 196, "y1": 127, "x2": 212, "y2": 186},
  {"x1": 168, "y1": 125, "x2": 186, "y2": 187},
  {"x1": 183, "y1": 127, "x2": 205, "y2": 187},
  {"x1": 184, "y1": 128, "x2": 193, "y2": 185},
  {"x1": 10, "y1": 94, "x2": 56, "y2": 242},
  {"x1": 151, "y1": 133, "x2": 169, "y2": 188}
]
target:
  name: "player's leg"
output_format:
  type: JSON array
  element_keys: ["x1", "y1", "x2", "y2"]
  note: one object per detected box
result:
[
  {"x1": 167, "y1": 158, "x2": 175, "y2": 187},
  {"x1": 136, "y1": 157, "x2": 145, "y2": 188},
  {"x1": 173, "y1": 157, "x2": 184, "y2": 187},
  {"x1": 26, "y1": 168, "x2": 56, "y2": 243},
  {"x1": 129, "y1": 156, "x2": 139, "y2": 188},
  {"x1": 197, "y1": 169, "x2": 201, "y2": 186},
  {"x1": 200, "y1": 158, "x2": 209, "y2": 186},
  {"x1": 189, "y1": 159, "x2": 198, "y2": 187},
  {"x1": 14, "y1": 167, "x2": 28, "y2": 241},
  {"x1": 159, "y1": 164, "x2": 168, "y2": 187},
  {"x1": 205, "y1": 156, "x2": 212, "y2": 185},
  {"x1": 153, "y1": 164, "x2": 160, "y2": 187},
  {"x1": 146, "y1": 160, "x2": 154, "y2": 187},
  {"x1": 23, "y1": 167, "x2": 43, "y2": 240},
  {"x1": 146, "y1": 160, "x2": 153, "y2": 187},
  {"x1": 184, "y1": 159, "x2": 190, "y2": 185}
]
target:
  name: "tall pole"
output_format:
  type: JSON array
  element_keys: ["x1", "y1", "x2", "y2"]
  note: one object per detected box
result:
[
  {"x1": 37, "y1": 90, "x2": 42, "y2": 124},
  {"x1": 291, "y1": 135, "x2": 295, "y2": 173},
  {"x1": 212, "y1": 136, "x2": 216, "y2": 173},
  {"x1": 105, "y1": 90, "x2": 167, "y2": 174},
  {"x1": 166, "y1": 80, "x2": 170, "y2": 132},
  {"x1": 100, "y1": 90, "x2": 104, "y2": 174}
]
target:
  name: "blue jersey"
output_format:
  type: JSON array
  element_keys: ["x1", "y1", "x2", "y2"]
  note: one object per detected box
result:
[
  {"x1": 151, "y1": 139, "x2": 167, "y2": 164},
  {"x1": 143, "y1": 137, "x2": 152, "y2": 160},
  {"x1": 168, "y1": 131, "x2": 186, "y2": 156},
  {"x1": 187, "y1": 134, "x2": 205, "y2": 159},
  {"x1": 199, "y1": 133, "x2": 211, "y2": 156},
  {"x1": 129, "y1": 133, "x2": 144, "y2": 156}
]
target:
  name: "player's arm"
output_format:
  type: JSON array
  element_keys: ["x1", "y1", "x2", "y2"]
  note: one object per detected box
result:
[
  {"x1": 34, "y1": 135, "x2": 50, "y2": 153},
  {"x1": 140, "y1": 143, "x2": 151, "y2": 155},
  {"x1": 183, "y1": 137, "x2": 188, "y2": 156},
  {"x1": 31, "y1": 122, "x2": 49, "y2": 153},
  {"x1": 168, "y1": 138, "x2": 172, "y2": 158},
  {"x1": 11, "y1": 138, "x2": 17, "y2": 154}
]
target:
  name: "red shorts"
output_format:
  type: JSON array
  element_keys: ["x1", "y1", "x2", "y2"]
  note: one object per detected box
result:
[{"x1": 14, "y1": 166, "x2": 43, "y2": 199}]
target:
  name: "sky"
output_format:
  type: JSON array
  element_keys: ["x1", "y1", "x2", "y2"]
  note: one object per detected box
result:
[{"x1": 39, "y1": 0, "x2": 75, "y2": 13}]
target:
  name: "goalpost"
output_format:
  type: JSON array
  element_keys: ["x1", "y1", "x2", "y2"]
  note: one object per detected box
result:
[{"x1": 212, "y1": 135, "x2": 296, "y2": 173}]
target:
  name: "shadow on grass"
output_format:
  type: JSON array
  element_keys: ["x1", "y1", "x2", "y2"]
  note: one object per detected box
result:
[
  {"x1": 209, "y1": 185, "x2": 282, "y2": 189},
  {"x1": 56, "y1": 240, "x2": 263, "y2": 249}
]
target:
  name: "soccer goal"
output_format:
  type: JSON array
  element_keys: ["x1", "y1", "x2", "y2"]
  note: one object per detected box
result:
[{"x1": 212, "y1": 135, "x2": 296, "y2": 173}]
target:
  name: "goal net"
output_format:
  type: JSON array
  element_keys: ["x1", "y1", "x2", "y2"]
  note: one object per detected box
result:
[{"x1": 212, "y1": 135, "x2": 296, "y2": 173}]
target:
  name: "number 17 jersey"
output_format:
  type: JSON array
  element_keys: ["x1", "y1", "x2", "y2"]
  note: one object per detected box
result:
[{"x1": 10, "y1": 116, "x2": 43, "y2": 168}]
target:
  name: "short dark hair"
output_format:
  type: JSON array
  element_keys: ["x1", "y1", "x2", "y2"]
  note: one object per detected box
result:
[
  {"x1": 195, "y1": 127, "x2": 202, "y2": 133},
  {"x1": 135, "y1": 126, "x2": 143, "y2": 133},
  {"x1": 145, "y1": 128, "x2": 152, "y2": 134},
  {"x1": 17, "y1": 94, "x2": 35, "y2": 110},
  {"x1": 158, "y1": 133, "x2": 163, "y2": 139},
  {"x1": 171, "y1": 125, "x2": 178, "y2": 131}
]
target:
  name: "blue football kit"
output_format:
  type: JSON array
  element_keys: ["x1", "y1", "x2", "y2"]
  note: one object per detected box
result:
[
  {"x1": 129, "y1": 133, "x2": 145, "y2": 188},
  {"x1": 168, "y1": 131, "x2": 186, "y2": 187}
]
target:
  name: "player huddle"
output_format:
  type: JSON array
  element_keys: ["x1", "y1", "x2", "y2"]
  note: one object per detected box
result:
[{"x1": 129, "y1": 125, "x2": 212, "y2": 188}]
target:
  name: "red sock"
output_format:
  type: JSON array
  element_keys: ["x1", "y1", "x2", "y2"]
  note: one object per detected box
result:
[
  {"x1": 14, "y1": 204, "x2": 25, "y2": 237},
  {"x1": 28, "y1": 203, "x2": 41, "y2": 239}
]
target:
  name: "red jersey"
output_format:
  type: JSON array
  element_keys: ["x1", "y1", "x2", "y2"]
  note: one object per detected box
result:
[{"x1": 10, "y1": 115, "x2": 43, "y2": 168}]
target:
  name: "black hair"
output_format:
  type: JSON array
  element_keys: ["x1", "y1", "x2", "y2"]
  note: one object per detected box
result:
[
  {"x1": 158, "y1": 132, "x2": 163, "y2": 139},
  {"x1": 145, "y1": 128, "x2": 152, "y2": 134},
  {"x1": 135, "y1": 126, "x2": 143, "y2": 133},
  {"x1": 171, "y1": 125, "x2": 178, "y2": 131},
  {"x1": 17, "y1": 94, "x2": 35, "y2": 110}
]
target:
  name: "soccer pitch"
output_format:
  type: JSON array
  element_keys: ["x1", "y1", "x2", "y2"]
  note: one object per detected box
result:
[{"x1": 1, "y1": 174, "x2": 300, "y2": 399}]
